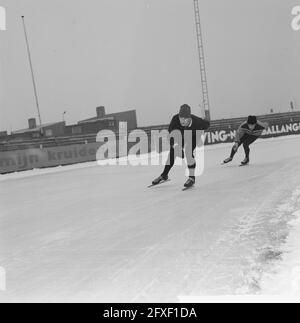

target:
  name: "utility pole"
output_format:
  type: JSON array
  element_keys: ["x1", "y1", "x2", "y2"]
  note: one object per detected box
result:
[
  {"x1": 21, "y1": 16, "x2": 43, "y2": 130},
  {"x1": 193, "y1": 0, "x2": 211, "y2": 121}
]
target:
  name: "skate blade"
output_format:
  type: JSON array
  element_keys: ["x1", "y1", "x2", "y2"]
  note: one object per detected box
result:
[
  {"x1": 148, "y1": 179, "x2": 170, "y2": 188},
  {"x1": 182, "y1": 185, "x2": 195, "y2": 191},
  {"x1": 221, "y1": 161, "x2": 232, "y2": 165}
]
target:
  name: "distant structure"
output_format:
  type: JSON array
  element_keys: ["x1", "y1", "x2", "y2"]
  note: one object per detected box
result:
[
  {"x1": 194, "y1": 0, "x2": 211, "y2": 120},
  {"x1": 0, "y1": 131, "x2": 7, "y2": 138},
  {"x1": 11, "y1": 119, "x2": 65, "y2": 140},
  {"x1": 78, "y1": 107, "x2": 137, "y2": 130},
  {"x1": 65, "y1": 107, "x2": 137, "y2": 136},
  {"x1": 0, "y1": 106, "x2": 138, "y2": 141}
]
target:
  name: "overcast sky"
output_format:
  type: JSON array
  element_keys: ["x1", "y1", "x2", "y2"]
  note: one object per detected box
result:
[{"x1": 0, "y1": 0, "x2": 299, "y2": 131}]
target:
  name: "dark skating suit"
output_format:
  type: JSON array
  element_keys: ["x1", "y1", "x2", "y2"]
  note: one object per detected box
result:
[
  {"x1": 162, "y1": 114, "x2": 210, "y2": 177},
  {"x1": 231, "y1": 121, "x2": 268, "y2": 159}
]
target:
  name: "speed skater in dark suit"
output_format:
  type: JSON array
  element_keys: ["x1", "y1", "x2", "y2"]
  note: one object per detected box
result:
[
  {"x1": 152, "y1": 104, "x2": 210, "y2": 188},
  {"x1": 223, "y1": 115, "x2": 268, "y2": 165}
]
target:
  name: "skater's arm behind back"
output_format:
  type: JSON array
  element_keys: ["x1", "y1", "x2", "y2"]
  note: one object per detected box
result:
[
  {"x1": 168, "y1": 115, "x2": 179, "y2": 133},
  {"x1": 193, "y1": 116, "x2": 210, "y2": 130},
  {"x1": 235, "y1": 122, "x2": 247, "y2": 143},
  {"x1": 257, "y1": 120, "x2": 269, "y2": 129}
]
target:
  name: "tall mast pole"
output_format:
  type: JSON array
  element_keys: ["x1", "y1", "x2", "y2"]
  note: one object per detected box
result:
[
  {"x1": 193, "y1": 0, "x2": 211, "y2": 120},
  {"x1": 21, "y1": 16, "x2": 43, "y2": 130}
]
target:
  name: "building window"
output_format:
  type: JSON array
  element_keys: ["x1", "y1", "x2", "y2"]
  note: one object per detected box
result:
[
  {"x1": 72, "y1": 126, "x2": 82, "y2": 134},
  {"x1": 45, "y1": 129, "x2": 53, "y2": 137},
  {"x1": 32, "y1": 132, "x2": 40, "y2": 138}
]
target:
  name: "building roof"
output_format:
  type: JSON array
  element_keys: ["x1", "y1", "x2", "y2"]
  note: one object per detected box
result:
[
  {"x1": 12, "y1": 121, "x2": 64, "y2": 134},
  {"x1": 78, "y1": 116, "x2": 115, "y2": 124},
  {"x1": 78, "y1": 109, "x2": 136, "y2": 124}
]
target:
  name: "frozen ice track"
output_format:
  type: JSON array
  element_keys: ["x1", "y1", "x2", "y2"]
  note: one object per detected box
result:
[{"x1": 1, "y1": 136, "x2": 300, "y2": 302}]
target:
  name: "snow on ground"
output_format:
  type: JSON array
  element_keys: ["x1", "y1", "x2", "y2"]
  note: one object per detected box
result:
[
  {"x1": 259, "y1": 188, "x2": 300, "y2": 296},
  {"x1": 1, "y1": 135, "x2": 300, "y2": 302}
]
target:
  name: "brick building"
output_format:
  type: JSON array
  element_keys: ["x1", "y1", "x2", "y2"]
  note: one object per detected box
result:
[
  {"x1": 65, "y1": 106, "x2": 137, "y2": 135},
  {"x1": 10, "y1": 118, "x2": 65, "y2": 140},
  {"x1": 2, "y1": 106, "x2": 138, "y2": 141}
]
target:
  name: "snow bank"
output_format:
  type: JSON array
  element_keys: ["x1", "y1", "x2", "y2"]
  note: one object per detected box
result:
[{"x1": 260, "y1": 187, "x2": 300, "y2": 296}]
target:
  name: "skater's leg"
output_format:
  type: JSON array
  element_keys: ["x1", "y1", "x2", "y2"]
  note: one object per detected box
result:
[
  {"x1": 243, "y1": 142, "x2": 250, "y2": 159},
  {"x1": 187, "y1": 164, "x2": 196, "y2": 180},
  {"x1": 184, "y1": 147, "x2": 196, "y2": 188},
  {"x1": 161, "y1": 146, "x2": 184, "y2": 177},
  {"x1": 184, "y1": 155, "x2": 196, "y2": 188},
  {"x1": 230, "y1": 142, "x2": 241, "y2": 158},
  {"x1": 242, "y1": 136, "x2": 258, "y2": 160},
  {"x1": 152, "y1": 147, "x2": 177, "y2": 185},
  {"x1": 223, "y1": 142, "x2": 241, "y2": 163},
  {"x1": 185, "y1": 144, "x2": 196, "y2": 180},
  {"x1": 161, "y1": 147, "x2": 175, "y2": 177}
]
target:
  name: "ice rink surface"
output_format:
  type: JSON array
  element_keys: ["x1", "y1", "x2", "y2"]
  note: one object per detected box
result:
[{"x1": 1, "y1": 136, "x2": 300, "y2": 302}]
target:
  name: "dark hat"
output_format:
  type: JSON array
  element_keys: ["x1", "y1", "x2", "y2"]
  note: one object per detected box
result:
[
  {"x1": 247, "y1": 115, "x2": 257, "y2": 125},
  {"x1": 179, "y1": 104, "x2": 192, "y2": 118}
]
